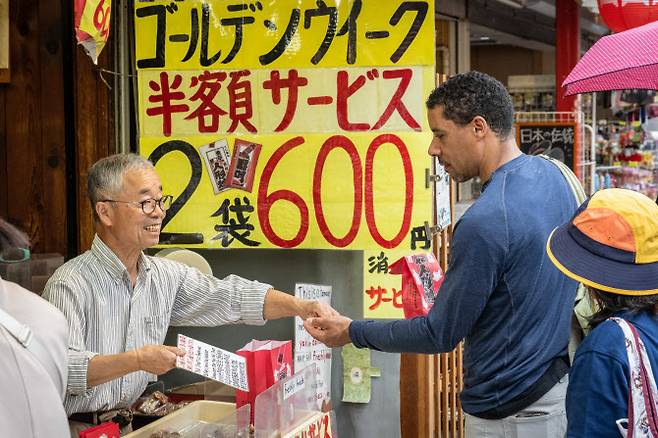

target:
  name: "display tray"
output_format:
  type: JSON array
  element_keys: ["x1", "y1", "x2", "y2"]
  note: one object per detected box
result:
[{"x1": 124, "y1": 400, "x2": 235, "y2": 437}]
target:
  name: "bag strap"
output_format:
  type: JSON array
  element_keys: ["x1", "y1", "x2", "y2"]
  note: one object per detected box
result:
[
  {"x1": 610, "y1": 317, "x2": 658, "y2": 438},
  {"x1": 628, "y1": 320, "x2": 658, "y2": 437},
  {"x1": 539, "y1": 155, "x2": 591, "y2": 361},
  {"x1": 538, "y1": 154, "x2": 587, "y2": 204}
]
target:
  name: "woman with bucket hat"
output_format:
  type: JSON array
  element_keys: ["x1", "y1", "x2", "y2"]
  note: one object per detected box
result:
[{"x1": 546, "y1": 188, "x2": 658, "y2": 437}]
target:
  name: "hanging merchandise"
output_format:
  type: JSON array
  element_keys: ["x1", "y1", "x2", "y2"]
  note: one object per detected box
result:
[
  {"x1": 595, "y1": 119, "x2": 658, "y2": 201},
  {"x1": 341, "y1": 344, "x2": 381, "y2": 404},
  {"x1": 643, "y1": 105, "x2": 658, "y2": 141},
  {"x1": 389, "y1": 253, "x2": 443, "y2": 319},
  {"x1": 597, "y1": 0, "x2": 658, "y2": 33},
  {"x1": 74, "y1": 0, "x2": 111, "y2": 64}
]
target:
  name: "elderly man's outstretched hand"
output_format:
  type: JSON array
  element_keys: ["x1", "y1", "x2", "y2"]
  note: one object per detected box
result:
[
  {"x1": 303, "y1": 314, "x2": 353, "y2": 348},
  {"x1": 298, "y1": 299, "x2": 340, "y2": 320}
]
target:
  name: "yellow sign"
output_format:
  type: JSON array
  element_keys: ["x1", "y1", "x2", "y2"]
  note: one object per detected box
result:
[
  {"x1": 363, "y1": 249, "x2": 403, "y2": 319},
  {"x1": 135, "y1": 0, "x2": 435, "y2": 319},
  {"x1": 134, "y1": 0, "x2": 434, "y2": 70},
  {"x1": 141, "y1": 132, "x2": 432, "y2": 252},
  {"x1": 138, "y1": 67, "x2": 432, "y2": 137}
]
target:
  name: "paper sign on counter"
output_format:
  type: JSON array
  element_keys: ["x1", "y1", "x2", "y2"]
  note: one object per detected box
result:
[
  {"x1": 283, "y1": 373, "x2": 306, "y2": 401},
  {"x1": 294, "y1": 283, "x2": 332, "y2": 409},
  {"x1": 176, "y1": 334, "x2": 249, "y2": 391}
]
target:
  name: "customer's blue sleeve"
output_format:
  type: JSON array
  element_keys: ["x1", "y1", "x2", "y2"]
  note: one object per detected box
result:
[
  {"x1": 350, "y1": 215, "x2": 506, "y2": 353},
  {"x1": 566, "y1": 349, "x2": 628, "y2": 437}
]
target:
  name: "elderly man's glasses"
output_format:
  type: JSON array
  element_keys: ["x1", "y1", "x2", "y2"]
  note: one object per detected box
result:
[{"x1": 100, "y1": 195, "x2": 173, "y2": 214}]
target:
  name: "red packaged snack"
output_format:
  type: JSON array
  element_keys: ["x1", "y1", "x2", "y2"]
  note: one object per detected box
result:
[
  {"x1": 226, "y1": 140, "x2": 261, "y2": 192},
  {"x1": 78, "y1": 422, "x2": 120, "y2": 438},
  {"x1": 389, "y1": 253, "x2": 444, "y2": 319}
]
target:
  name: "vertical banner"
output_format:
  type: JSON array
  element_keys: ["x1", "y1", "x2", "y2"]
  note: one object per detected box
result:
[
  {"x1": 75, "y1": 0, "x2": 111, "y2": 63},
  {"x1": 134, "y1": 0, "x2": 435, "y2": 318}
]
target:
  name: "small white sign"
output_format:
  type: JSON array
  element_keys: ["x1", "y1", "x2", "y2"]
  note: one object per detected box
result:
[
  {"x1": 294, "y1": 283, "x2": 332, "y2": 409},
  {"x1": 176, "y1": 334, "x2": 249, "y2": 391},
  {"x1": 434, "y1": 159, "x2": 451, "y2": 230},
  {"x1": 283, "y1": 373, "x2": 306, "y2": 400}
]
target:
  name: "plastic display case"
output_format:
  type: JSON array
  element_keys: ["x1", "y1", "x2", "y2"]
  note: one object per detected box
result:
[{"x1": 124, "y1": 400, "x2": 249, "y2": 438}]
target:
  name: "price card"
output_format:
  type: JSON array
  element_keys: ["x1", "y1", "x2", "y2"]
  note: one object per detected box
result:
[{"x1": 176, "y1": 334, "x2": 249, "y2": 391}]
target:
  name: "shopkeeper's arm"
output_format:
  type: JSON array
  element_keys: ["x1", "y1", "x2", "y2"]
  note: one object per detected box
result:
[
  {"x1": 263, "y1": 288, "x2": 337, "y2": 320},
  {"x1": 168, "y1": 266, "x2": 337, "y2": 327},
  {"x1": 86, "y1": 345, "x2": 184, "y2": 388}
]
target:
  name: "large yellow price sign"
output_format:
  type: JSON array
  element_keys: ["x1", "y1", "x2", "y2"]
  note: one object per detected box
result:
[
  {"x1": 141, "y1": 132, "x2": 432, "y2": 251},
  {"x1": 135, "y1": 0, "x2": 436, "y2": 318}
]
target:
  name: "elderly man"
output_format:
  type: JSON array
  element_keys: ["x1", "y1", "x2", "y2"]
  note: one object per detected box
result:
[
  {"x1": 305, "y1": 72, "x2": 579, "y2": 438},
  {"x1": 43, "y1": 153, "x2": 334, "y2": 436}
]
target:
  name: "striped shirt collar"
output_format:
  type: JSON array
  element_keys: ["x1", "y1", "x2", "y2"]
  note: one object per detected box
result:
[{"x1": 90, "y1": 235, "x2": 152, "y2": 281}]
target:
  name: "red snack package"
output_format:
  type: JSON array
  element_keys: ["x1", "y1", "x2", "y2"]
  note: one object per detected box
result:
[
  {"x1": 389, "y1": 253, "x2": 444, "y2": 319},
  {"x1": 226, "y1": 140, "x2": 261, "y2": 192},
  {"x1": 78, "y1": 422, "x2": 120, "y2": 438}
]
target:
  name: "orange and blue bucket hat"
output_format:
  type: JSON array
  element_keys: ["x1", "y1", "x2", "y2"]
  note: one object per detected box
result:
[{"x1": 547, "y1": 188, "x2": 658, "y2": 296}]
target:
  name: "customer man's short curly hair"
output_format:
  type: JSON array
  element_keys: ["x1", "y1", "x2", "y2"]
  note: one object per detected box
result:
[{"x1": 426, "y1": 71, "x2": 514, "y2": 140}]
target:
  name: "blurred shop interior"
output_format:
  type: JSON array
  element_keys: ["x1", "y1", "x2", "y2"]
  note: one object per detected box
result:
[{"x1": 436, "y1": 0, "x2": 657, "y2": 220}]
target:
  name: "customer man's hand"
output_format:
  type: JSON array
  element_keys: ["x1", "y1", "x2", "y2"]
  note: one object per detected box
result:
[
  {"x1": 298, "y1": 299, "x2": 339, "y2": 320},
  {"x1": 135, "y1": 344, "x2": 185, "y2": 375},
  {"x1": 303, "y1": 315, "x2": 352, "y2": 347}
]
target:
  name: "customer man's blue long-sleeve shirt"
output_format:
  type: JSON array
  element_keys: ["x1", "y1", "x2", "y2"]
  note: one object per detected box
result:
[{"x1": 349, "y1": 154, "x2": 578, "y2": 414}]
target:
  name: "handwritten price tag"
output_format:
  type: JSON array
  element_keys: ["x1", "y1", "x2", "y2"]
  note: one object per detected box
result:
[{"x1": 176, "y1": 334, "x2": 249, "y2": 391}]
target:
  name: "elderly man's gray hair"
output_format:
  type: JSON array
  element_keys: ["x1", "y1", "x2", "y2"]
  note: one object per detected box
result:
[{"x1": 87, "y1": 154, "x2": 154, "y2": 221}]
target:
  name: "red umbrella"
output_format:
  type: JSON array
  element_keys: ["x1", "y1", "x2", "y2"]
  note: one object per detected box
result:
[{"x1": 562, "y1": 20, "x2": 658, "y2": 96}]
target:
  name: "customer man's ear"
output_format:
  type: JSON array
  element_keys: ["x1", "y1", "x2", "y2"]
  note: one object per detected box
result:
[{"x1": 472, "y1": 116, "x2": 488, "y2": 138}]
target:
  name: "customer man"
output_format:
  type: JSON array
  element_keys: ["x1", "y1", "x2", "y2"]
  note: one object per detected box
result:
[
  {"x1": 43, "y1": 153, "x2": 334, "y2": 436},
  {"x1": 305, "y1": 71, "x2": 578, "y2": 437}
]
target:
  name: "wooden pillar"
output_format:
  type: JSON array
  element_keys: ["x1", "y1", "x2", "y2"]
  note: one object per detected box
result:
[
  {"x1": 0, "y1": 0, "x2": 68, "y2": 254},
  {"x1": 72, "y1": 24, "x2": 115, "y2": 253},
  {"x1": 555, "y1": 0, "x2": 580, "y2": 112}
]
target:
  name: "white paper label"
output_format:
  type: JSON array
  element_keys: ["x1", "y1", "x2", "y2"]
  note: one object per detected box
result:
[
  {"x1": 176, "y1": 334, "x2": 249, "y2": 391},
  {"x1": 434, "y1": 159, "x2": 451, "y2": 230},
  {"x1": 283, "y1": 372, "x2": 306, "y2": 400},
  {"x1": 294, "y1": 283, "x2": 332, "y2": 408}
]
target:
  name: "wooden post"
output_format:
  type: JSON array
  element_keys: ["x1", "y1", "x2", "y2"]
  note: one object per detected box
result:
[{"x1": 0, "y1": 0, "x2": 9, "y2": 82}]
